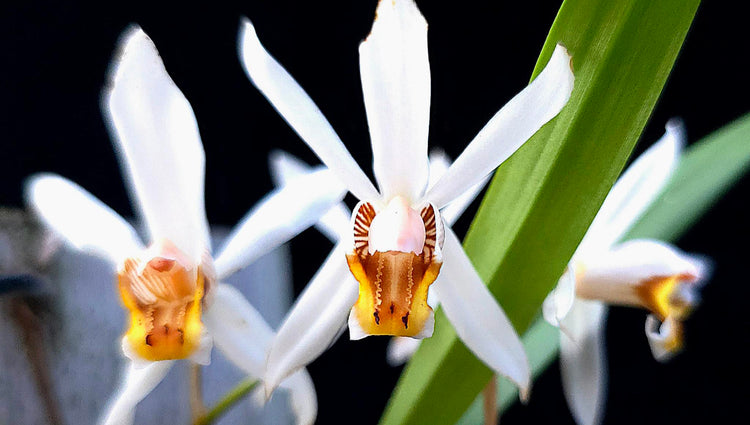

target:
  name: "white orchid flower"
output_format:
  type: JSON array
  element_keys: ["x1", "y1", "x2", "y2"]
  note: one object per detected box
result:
[
  {"x1": 25, "y1": 27, "x2": 346, "y2": 425},
  {"x1": 542, "y1": 120, "x2": 711, "y2": 425},
  {"x1": 268, "y1": 149, "x2": 489, "y2": 366},
  {"x1": 240, "y1": 0, "x2": 574, "y2": 399}
]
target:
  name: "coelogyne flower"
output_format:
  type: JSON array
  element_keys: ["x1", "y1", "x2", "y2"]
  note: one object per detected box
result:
[
  {"x1": 239, "y1": 0, "x2": 574, "y2": 398},
  {"x1": 542, "y1": 120, "x2": 710, "y2": 425},
  {"x1": 268, "y1": 149, "x2": 489, "y2": 366},
  {"x1": 26, "y1": 27, "x2": 346, "y2": 425}
]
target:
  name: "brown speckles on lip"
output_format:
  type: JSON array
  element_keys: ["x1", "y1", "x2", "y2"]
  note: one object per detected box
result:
[
  {"x1": 118, "y1": 243, "x2": 212, "y2": 361},
  {"x1": 346, "y1": 203, "x2": 443, "y2": 337}
]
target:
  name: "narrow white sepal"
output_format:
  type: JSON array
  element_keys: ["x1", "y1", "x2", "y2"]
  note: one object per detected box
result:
[
  {"x1": 559, "y1": 299, "x2": 608, "y2": 425},
  {"x1": 580, "y1": 239, "x2": 700, "y2": 295},
  {"x1": 214, "y1": 168, "x2": 347, "y2": 280},
  {"x1": 264, "y1": 245, "x2": 358, "y2": 397},
  {"x1": 360, "y1": 0, "x2": 431, "y2": 202},
  {"x1": 203, "y1": 284, "x2": 274, "y2": 377},
  {"x1": 579, "y1": 120, "x2": 684, "y2": 254},
  {"x1": 189, "y1": 330, "x2": 213, "y2": 366},
  {"x1": 25, "y1": 173, "x2": 143, "y2": 264},
  {"x1": 268, "y1": 149, "x2": 319, "y2": 184},
  {"x1": 425, "y1": 44, "x2": 574, "y2": 209},
  {"x1": 268, "y1": 150, "x2": 352, "y2": 243},
  {"x1": 432, "y1": 227, "x2": 531, "y2": 398},
  {"x1": 99, "y1": 360, "x2": 174, "y2": 425},
  {"x1": 239, "y1": 19, "x2": 380, "y2": 203},
  {"x1": 427, "y1": 149, "x2": 451, "y2": 189},
  {"x1": 386, "y1": 337, "x2": 422, "y2": 366},
  {"x1": 279, "y1": 370, "x2": 318, "y2": 425},
  {"x1": 543, "y1": 264, "x2": 577, "y2": 330},
  {"x1": 207, "y1": 285, "x2": 318, "y2": 424},
  {"x1": 105, "y1": 26, "x2": 210, "y2": 261},
  {"x1": 427, "y1": 149, "x2": 489, "y2": 226}
]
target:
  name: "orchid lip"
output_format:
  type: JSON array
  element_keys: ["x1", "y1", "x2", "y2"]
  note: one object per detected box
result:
[
  {"x1": 346, "y1": 200, "x2": 443, "y2": 338},
  {"x1": 118, "y1": 239, "x2": 213, "y2": 361}
]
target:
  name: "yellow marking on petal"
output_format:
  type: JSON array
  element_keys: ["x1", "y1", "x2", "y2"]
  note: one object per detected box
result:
[
  {"x1": 347, "y1": 251, "x2": 441, "y2": 337},
  {"x1": 638, "y1": 274, "x2": 694, "y2": 321},
  {"x1": 118, "y1": 244, "x2": 210, "y2": 361},
  {"x1": 346, "y1": 202, "x2": 443, "y2": 337},
  {"x1": 662, "y1": 320, "x2": 684, "y2": 354}
]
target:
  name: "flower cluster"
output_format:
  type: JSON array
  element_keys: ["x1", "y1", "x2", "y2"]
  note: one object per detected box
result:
[{"x1": 16, "y1": 1, "x2": 713, "y2": 425}]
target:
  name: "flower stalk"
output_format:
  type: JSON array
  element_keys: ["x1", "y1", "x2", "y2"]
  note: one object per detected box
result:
[
  {"x1": 482, "y1": 378, "x2": 498, "y2": 425},
  {"x1": 189, "y1": 363, "x2": 207, "y2": 421},
  {"x1": 193, "y1": 378, "x2": 260, "y2": 425}
]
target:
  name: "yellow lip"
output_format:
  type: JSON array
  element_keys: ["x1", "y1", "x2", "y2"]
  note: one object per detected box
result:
[
  {"x1": 118, "y1": 254, "x2": 207, "y2": 361},
  {"x1": 347, "y1": 250, "x2": 441, "y2": 337},
  {"x1": 346, "y1": 201, "x2": 443, "y2": 338}
]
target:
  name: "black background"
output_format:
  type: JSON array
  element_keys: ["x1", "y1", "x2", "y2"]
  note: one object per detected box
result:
[{"x1": 1, "y1": 1, "x2": 747, "y2": 424}]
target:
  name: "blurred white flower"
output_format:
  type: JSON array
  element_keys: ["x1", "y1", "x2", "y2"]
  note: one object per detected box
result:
[
  {"x1": 542, "y1": 120, "x2": 710, "y2": 425},
  {"x1": 26, "y1": 27, "x2": 346, "y2": 425},
  {"x1": 240, "y1": 0, "x2": 574, "y2": 399}
]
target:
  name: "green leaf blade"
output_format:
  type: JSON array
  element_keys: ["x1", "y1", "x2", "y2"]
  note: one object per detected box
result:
[
  {"x1": 380, "y1": 1, "x2": 700, "y2": 424},
  {"x1": 458, "y1": 111, "x2": 750, "y2": 425},
  {"x1": 627, "y1": 113, "x2": 750, "y2": 241}
]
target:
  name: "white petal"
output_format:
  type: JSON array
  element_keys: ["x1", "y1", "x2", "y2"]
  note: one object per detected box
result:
[
  {"x1": 203, "y1": 284, "x2": 274, "y2": 377},
  {"x1": 264, "y1": 245, "x2": 358, "y2": 396},
  {"x1": 579, "y1": 120, "x2": 685, "y2": 253},
  {"x1": 268, "y1": 149, "x2": 326, "y2": 183},
  {"x1": 25, "y1": 174, "x2": 143, "y2": 264},
  {"x1": 581, "y1": 239, "x2": 700, "y2": 292},
  {"x1": 189, "y1": 329, "x2": 214, "y2": 366},
  {"x1": 432, "y1": 227, "x2": 530, "y2": 398},
  {"x1": 559, "y1": 299, "x2": 608, "y2": 425},
  {"x1": 279, "y1": 370, "x2": 318, "y2": 425},
  {"x1": 386, "y1": 337, "x2": 421, "y2": 366},
  {"x1": 100, "y1": 360, "x2": 174, "y2": 425},
  {"x1": 428, "y1": 149, "x2": 488, "y2": 226},
  {"x1": 440, "y1": 175, "x2": 488, "y2": 227},
  {"x1": 359, "y1": 0, "x2": 430, "y2": 202},
  {"x1": 645, "y1": 315, "x2": 680, "y2": 362},
  {"x1": 239, "y1": 19, "x2": 380, "y2": 203},
  {"x1": 214, "y1": 168, "x2": 346, "y2": 280},
  {"x1": 543, "y1": 265, "x2": 577, "y2": 328},
  {"x1": 427, "y1": 149, "x2": 451, "y2": 189},
  {"x1": 105, "y1": 27, "x2": 210, "y2": 261},
  {"x1": 269, "y1": 150, "x2": 352, "y2": 242},
  {"x1": 425, "y1": 44, "x2": 574, "y2": 208}
]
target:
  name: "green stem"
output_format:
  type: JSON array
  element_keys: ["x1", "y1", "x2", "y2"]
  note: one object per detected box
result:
[{"x1": 193, "y1": 378, "x2": 260, "y2": 425}]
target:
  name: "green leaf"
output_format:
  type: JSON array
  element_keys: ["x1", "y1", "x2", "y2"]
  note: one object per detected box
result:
[
  {"x1": 626, "y1": 112, "x2": 750, "y2": 241},
  {"x1": 379, "y1": 1, "x2": 700, "y2": 424},
  {"x1": 456, "y1": 111, "x2": 750, "y2": 425}
]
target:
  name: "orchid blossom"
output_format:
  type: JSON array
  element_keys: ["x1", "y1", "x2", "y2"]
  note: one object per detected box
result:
[
  {"x1": 25, "y1": 27, "x2": 346, "y2": 425},
  {"x1": 239, "y1": 0, "x2": 574, "y2": 398},
  {"x1": 542, "y1": 120, "x2": 710, "y2": 425},
  {"x1": 268, "y1": 149, "x2": 489, "y2": 366}
]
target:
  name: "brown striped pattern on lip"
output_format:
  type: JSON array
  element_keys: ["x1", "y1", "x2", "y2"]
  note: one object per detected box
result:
[
  {"x1": 347, "y1": 202, "x2": 443, "y2": 337},
  {"x1": 117, "y1": 241, "x2": 211, "y2": 361}
]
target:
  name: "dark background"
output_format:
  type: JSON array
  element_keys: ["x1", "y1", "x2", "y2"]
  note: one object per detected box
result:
[{"x1": 1, "y1": 1, "x2": 747, "y2": 424}]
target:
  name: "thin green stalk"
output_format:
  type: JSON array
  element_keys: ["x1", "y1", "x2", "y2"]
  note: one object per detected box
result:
[{"x1": 193, "y1": 378, "x2": 259, "y2": 425}]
